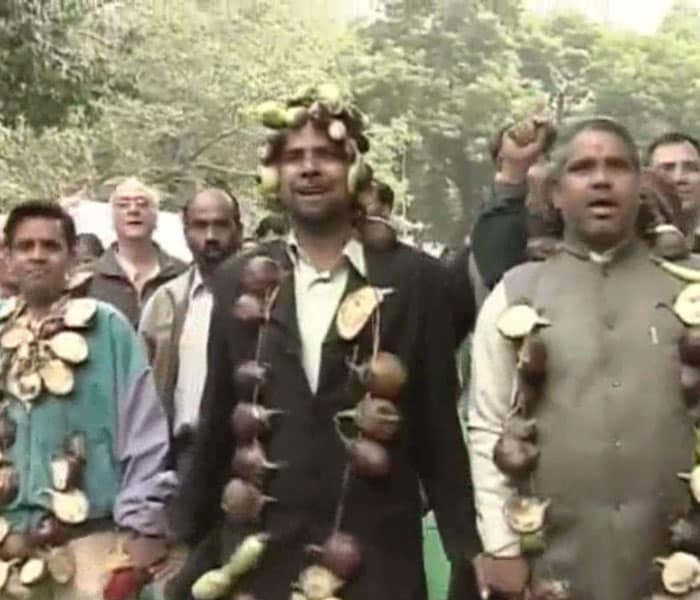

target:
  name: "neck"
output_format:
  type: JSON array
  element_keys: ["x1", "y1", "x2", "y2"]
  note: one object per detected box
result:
[
  {"x1": 563, "y1": 229, "x2": 632, "y2": 255},
  {"x1": 116, "y1": 238, "x2": 157, "y2": 266},
  {"x1": 291, "y1": 218, "x2": 354, "y2": 272},
  {"x1": 25, "y1": 294, "x2": 60, "y2": 321}
]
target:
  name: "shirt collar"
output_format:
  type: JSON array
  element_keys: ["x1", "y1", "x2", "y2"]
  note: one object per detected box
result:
[
  {"x1": 286, "y1": 231, "x2": 367, "y2": 278},
  {"x1": 189, "y1": 266, "x2": 208, "y2": 300}
]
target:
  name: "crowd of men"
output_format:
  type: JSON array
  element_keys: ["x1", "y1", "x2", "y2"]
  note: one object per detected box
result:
[{"x1": 0, "y1": 79, "x2": 699, "y2": 600}]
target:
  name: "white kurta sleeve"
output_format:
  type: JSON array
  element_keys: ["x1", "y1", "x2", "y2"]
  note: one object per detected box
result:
[{"x1": 468, "y1": 281, "x2": 521, "y2": 557}]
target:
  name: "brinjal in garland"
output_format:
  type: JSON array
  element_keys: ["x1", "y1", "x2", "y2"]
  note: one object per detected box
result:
[
  {"x1": 681, "y1": 365, "x2": 700, "y2": 407},
  {"x1": 233, "y1": 361, "x2": 268, "y2": 397},
  {"x1": 354, "y1": 352, "x2": 407, "y2": 400}
]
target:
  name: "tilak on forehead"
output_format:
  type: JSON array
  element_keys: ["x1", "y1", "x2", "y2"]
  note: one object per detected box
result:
[{"x1": 254, "y1": 83, "x2": 372, "y2": 202}]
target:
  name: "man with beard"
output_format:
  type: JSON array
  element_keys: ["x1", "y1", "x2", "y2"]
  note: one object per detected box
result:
[
  {"x1": 647, "y1": 132, "x2": 700, "y2": 246},
  {"x1": 169, "y1": 85, "x2": 479, "y2": 599},
  {"x1": 90, "y1": 177, "x2": 185, "y2": 325},
  {"x1": 139, "y1": 188, "x2": 242, "y2": 475},
  {"x1": 0, "y1": 201, "x2": 174, "y2": 598},
  {"x1": 469, "y1": 118, "x2": 699, "y2": 599}
]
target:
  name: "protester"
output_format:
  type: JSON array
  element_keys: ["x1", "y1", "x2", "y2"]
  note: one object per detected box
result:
[
  {"x1": 254, "y1": 213, "x2": 288, "y2": 242},
  {"x1": 647, "y1": 132, "x2": 700, "y2": 245},
  {"x1": 139, "y1": 188, "x2": 242, "y2": 475},
  {"x1": 170, "y1": 84, "x2": 480, "y2": 599},
  {"x1": 89, "y1": 177, "x2": 185, "y2": 325},
  {"x1": 74, "y1": 232, "x2": 104, "y2": 267},
  {"x1": 469, "y1": 118, "x2": 698, "y2": 599},
  {"x1": 0, "y1": 201, "x2": 175, "y2": 598},
  {"x1": 448, "y1": 116, "x2": 556, "y2": 344}
]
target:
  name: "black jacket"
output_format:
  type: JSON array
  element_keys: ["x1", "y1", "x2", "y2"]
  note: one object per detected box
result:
[{"x1": 173, "y1": 240, "x2": 480, "y2": 600}]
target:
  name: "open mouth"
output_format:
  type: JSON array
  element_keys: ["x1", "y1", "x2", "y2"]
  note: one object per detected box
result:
[{"x1": 587, "y1": 198, "x2": 618, "y2": 218}]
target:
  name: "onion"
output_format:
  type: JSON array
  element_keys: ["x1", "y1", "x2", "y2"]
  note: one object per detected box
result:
[
  {"x1": 493, "y1": 434, "x2": 539, "y2": 479},
  {"x1": 671, "y1": 516, "x2": 700, "y2": 555},
  {"x1": 234, "y1": 361, "x2": 268, "y2": 397},
  {"x1": 518, "y1": 334, "x2": 547, "y2": 384},
  {"x1": 357, "y1": 352, "x2": 407, "y2": 400},
  {"x1": 241, "y1": 257, "x2": 281, "y2": 297},
  {"x1": 230, "y1": 403, "x2": 282, "y2": 443},
  {"x1": 231, "y1": 440, "x2": 282, "y2": 483},
  {"x1": 220, "y1": 478, "x2": 274, "y2": 526},
  {"x1": 232, "y1": 294, "x2": 265, "y2": 324},
  {"x1": 681, "y1": 328, "x2": 700, "y2": 367},
  {"x1": 336, "y1": 397, "x2": 401, "y2": 442},
  {"x1": 309, "y1": 531, "x2": 362, "y2": 580},
  {"x1": 346, "y1": 438, "x2": 391, "y2": 478},
  {"x1": 681, "y1": 365, "x2": 700, "y2": 407}
]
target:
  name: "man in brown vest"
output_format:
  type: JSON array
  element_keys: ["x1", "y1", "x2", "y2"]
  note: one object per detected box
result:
[{"x1": 469, "y1": 117, "x2": 699, "y2": 599}]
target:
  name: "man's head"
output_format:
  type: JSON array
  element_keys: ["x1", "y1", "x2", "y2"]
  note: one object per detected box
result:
[
  {"x1": 4, "y1": 201, "x2": 76, "y2": 305},
  {"x1": 75, "y1": 233, "x2": 104, "y2": 266},
  {"x1": 275, "y1": 121, "x2": 356, "y2": 230},
  {"x1": 254, "y1": 214, "x2": 288, "y2": 241},
  {"x1": 256, "y1": 85, "x2": 370, "y2": 233},
  {"x1": 183, "y1": 188, "x2": 241, "y2": 274},
  {"x1": 647, "y1": 132, "x2": 700, "y2": 229},
  {"x1": 547, "y1": 117, "x2": 641, "y2": 252},
  {"x1": 110, "y1": 177, "x2": 159, "y2": 243}
]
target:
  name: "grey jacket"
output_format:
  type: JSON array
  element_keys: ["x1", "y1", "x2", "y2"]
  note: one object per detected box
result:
[{"x1": 89, "y1": 243, "x2": 185, "y2": 326}]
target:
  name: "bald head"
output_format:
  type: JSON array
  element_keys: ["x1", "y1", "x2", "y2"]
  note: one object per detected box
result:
[{"x1": 183, "y1": 188, "x2": 242, "y2": 274}]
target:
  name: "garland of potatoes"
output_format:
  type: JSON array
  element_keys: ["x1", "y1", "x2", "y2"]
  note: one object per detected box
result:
[
  {"x1": 0, "y1": 292, "x2": 98, "y2": 595},
  {"x1": 493, "y1": 257, "x2": 700, "y2": 599}
]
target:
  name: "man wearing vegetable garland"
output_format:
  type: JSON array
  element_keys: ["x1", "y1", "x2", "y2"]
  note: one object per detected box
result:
[
  {"x1": 469, "y1": 117, "x2": 700, "y2": 599},
  {"x1": 171, "y1": 84, "x2": 481, "y2": 599},
  {"x1": 0, "y1": 201, "x2": 175, "y2": 598}
]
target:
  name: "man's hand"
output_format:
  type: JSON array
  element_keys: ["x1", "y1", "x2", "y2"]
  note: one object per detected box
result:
[
  {"x1": 474, "y1": 554, "x2": 530, "y2": 599},
  {"x1": 496, "y1": 120, "x2": 554, "y2": 185}
]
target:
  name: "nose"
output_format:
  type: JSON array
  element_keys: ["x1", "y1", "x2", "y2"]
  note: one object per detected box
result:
[
  {"x1": 591, "y1": 164, "x2": 612, "y2": 189},
  {"x1": 30, "y1": 245, "x2": 47, "y2": 262},
  {"x1": 674, "y1": 164, "x2": 688, "y2": 185},
  {"x1": 300, "y1": 151, "x2": 321, "y2": 179},
  {"x1": 205, "y1": 225, "x2": 216, "y2": 241}
]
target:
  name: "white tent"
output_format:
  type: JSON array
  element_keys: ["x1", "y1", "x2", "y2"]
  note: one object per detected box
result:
[{"x1": 62, "y1": 198, "x2": 192, "y2": 262}]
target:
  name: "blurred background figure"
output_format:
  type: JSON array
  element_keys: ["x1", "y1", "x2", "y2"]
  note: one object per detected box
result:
[
  {"x1": 75, "y1": 232, "x2": 105, "y2": 267},
  {"x1": 254, "y1": 213, "x2": 288, "y2": 242}
]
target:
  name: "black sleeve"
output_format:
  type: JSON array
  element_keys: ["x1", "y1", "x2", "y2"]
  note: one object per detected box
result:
[
  {"x1": 446, "y1": 245, "x2": 476, "y2": 347},
  {"x1": 471, "y1": 183, "x2": 528, "y2": 289},
  {"x1": 416, "y1": 261, "x2": 481, "y2": 565}
]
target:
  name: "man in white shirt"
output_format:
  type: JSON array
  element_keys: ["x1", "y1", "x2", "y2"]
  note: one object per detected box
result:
[{"x1": 139, "y1": 187, "x2": 241, "y2": 473}]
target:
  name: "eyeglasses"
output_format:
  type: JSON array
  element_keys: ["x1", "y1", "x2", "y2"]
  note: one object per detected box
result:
[{"x1": 113, "y1": 195, "x2": 152, "y2": 210}]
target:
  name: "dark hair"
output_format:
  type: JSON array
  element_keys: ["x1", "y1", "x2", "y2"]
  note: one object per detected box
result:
[
  {"x1": 182, "y1": 188, "x2": 241, "y2": 224},
  {"x1": 547, "y1": 117, "x2": 640, "y2": 183},
  {"x1": 489, "y1": 122, "x2": 558, "y2": 164},
  {"x1": 254, "y1": 214, "x2": 288, "y2": 239},
  {"x1": 646, "y1": 131, "x2": 700, "y2": 165},
  {"x1": 4, "y1": 201, "x2": 77, "y2": 250},
  {"x1": 374, "y1": 180, "x2": 395, "y2": 210},
  {"x1": 75, "y1": 233, "x2": 104, "y2": 258}
]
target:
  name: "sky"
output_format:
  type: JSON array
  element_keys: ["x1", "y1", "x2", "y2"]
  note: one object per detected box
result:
[{"x1": 526, "y1": 0, "x2": 681, "y2": 34}]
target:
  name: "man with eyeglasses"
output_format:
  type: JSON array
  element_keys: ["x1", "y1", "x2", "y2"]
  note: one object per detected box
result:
[{"x1": 89, "y1": 177, "x2": 185, "y2": 325}]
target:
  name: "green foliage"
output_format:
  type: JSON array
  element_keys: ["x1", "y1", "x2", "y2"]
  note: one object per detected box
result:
[{"x1": 4, "y1": 0, "x2": 700, "y2": 243}]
